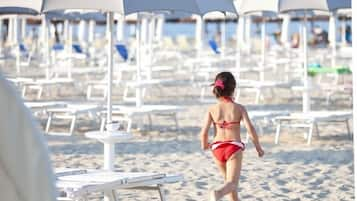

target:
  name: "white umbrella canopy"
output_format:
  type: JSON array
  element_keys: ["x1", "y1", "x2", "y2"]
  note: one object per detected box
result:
[
  {"x1": 279, "y1": 0, "x2": 351, "y2": 12},
  {"x1": 125, "y1": 0, "x2": 237, "y2": 15},
  {"x1": 0, "y1": 0, "x2": 42, "y2": 14},
  {"x1": 43, "y1": 0, "x2": 237, "y2": 15},
  {"x1": 238, "y1": 0, "x2": 279, "y2": 15}
]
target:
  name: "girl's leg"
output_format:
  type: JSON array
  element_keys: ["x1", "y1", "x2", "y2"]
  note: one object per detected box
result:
[
  {"x1": 213, "y1": 157, "x2": 227, "y2": 179},
  {"x1": 215, "y1": 151, "x2": 243, "y2": 201},
  {"x1": 210, "y1": 157, "x2": 226, "y2": 201}
]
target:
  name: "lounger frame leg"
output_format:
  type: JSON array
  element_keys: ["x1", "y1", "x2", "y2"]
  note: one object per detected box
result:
[
  {"x1": 69, "y1": 116, "x2": 77, "y2": 135},
  {"x1": 315, "y1": 123, "x2": 320, "y2": 138},
  {"x1": 157, "y1": 184, "x2": 166, "y2": 201},
  {"x1": 275, "y1": 120, "x2": 281, "y2": 144},
  {"x1": 37, "y1": 86, "x2": 43, "y2": 99},
  {"x1": 345, "y1": 119, "x2": 352, "y2": 139},
  {"x1": 255, "y1": 89, "x2": 261, "y2": 104},
  {"x1": 86, "y1": 85, "x2": 92, "y2": 100},
  {"x1": 46, "y1": 112, "x2": 53, "y2": 133},
  {"x1": 173, "y1": 113, "x2": 179, "y2": 131},
  {"x1": 127, "y1": 118, "x2": 132, "y2": 133},
  {"x1": 111, "y1": 190, "x2": 118, "y2": 201},
  {"x1": 22, "y1": 86, "x2": 27, "y2": 97},
  {"x1": 307, "y1": 123, "x2": 314, "y2": 145},
  {"x1": 148, "y1": 114, "x2": 153, "y2": 130},
  {"x1": 100, "y1": 117, "x2": 106, "y2": 131}
]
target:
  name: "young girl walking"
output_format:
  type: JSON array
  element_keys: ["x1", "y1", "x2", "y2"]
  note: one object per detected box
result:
[{"x1": 200, "y1": 72, "x2": 264, "y2": 201}]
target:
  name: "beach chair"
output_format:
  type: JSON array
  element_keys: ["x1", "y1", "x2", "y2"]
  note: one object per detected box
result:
[
  {"x1": 20, "y1": 78, "x2": 74, "y2": 99},
  {"x1": 100, "y1": 104, "x2": 184, "y2": 132},
  {"x1": 274, "y1": 111, "x2": 352, "y2": 145},
  {"x1": 45, "y1": 102, "x2": 102, "y2": 136},
  {"x1": 244, "y1": 110, "x2": 290, "y2": 142},
  {"x1": 56, "y1": 168, "x2": 183, "y2": 201},
  {"x1": 18, "y1": 43, "x2": 33, "y2": 66},
  {"x1": 24, "y1": 101, "x2": 67, "y2": 119}
]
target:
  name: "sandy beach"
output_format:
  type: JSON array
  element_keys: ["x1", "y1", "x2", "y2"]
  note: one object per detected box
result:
[{"x1": 33, "y1": 79, "x2": 353, "y2": 201}]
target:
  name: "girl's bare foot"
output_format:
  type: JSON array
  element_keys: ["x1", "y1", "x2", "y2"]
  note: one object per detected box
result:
[{"x1": 209, "y1": 190, "x2": 219, "y2": 201}]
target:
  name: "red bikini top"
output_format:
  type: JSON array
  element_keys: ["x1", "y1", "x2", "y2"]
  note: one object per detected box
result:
[{"x1": 213, "y1": 96, "x2": 240, "y2": 129}]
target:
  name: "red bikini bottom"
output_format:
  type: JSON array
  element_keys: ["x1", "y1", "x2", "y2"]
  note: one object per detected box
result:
[{"x1": 211, "y1": 141, "x2": 245, "y2": 163}]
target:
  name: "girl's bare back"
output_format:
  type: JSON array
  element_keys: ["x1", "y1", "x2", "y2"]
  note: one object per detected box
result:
[{"x1": 209, "y1": 100, "x2": 245, "y2": 142}]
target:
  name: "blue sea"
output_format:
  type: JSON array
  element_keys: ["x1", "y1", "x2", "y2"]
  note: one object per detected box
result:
[
  {"x1": 28, "y1": 19, "x2": 350, "y2": 45},
  {"x1": 95, "y1": 20, "x2": 351, "y2": 45}
]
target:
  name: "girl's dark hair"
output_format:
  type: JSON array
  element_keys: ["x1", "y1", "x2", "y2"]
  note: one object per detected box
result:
[{"x1": 212, "y1": 72, "x2": 236, "y2": 98}]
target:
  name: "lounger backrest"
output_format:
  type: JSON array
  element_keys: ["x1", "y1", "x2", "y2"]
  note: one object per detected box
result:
[
  {"x1": 19, "y1": 44, "x2": 27, "y2": 53},
  {"x1": 208, "y1": 39, "x2": 220, "y2": 54},
  {"x1": 72, "y1": 44, "x2": 83, "y2": 54},
  {"x1": 115, "y1": 44, "x2": 128, "y2": 61},
  {"x1": 53, "y1": 43, "x2": 64, "y2": 51}
]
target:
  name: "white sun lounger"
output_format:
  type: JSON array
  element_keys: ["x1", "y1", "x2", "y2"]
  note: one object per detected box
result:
[
  {"x1": 122, "y1": 79, "x2": 188, "y2": 102},
  {"x1": 56, "y1": 168, "x2": 183, "y2": 201},
  {"x1": 19, "y1": 78, "x2": 74, "y2": 99},
  {"x1": 45, "y1": 103, "x2": 102, "y2": 136},
  {"x1": 198, "y1": 80, "x2": 291, "y2": 104},
  {"x1": 24, "y1": 101, "x2": 67, "y2": 118},
  {"x1": 274, "y1": 111, "x2": 352, "y2": 145},
  {"x1": 100, "y1": 105, "x2": 184, "y2": 132}
]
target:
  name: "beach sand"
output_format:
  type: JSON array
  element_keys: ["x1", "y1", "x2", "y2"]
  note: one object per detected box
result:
[
  {"x1": 44, "y1": 85, "x2": 353, "y2": 201},
  {"x1": 2, "y1": 48, "x2": 354, "y2": 200}
]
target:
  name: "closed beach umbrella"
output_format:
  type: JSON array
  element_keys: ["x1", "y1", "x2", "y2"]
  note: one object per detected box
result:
[{"x1": 0, "y1": 73, "x2": 56, "y2": 201}]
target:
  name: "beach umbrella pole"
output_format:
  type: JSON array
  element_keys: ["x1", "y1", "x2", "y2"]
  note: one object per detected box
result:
[
  {"x1": 244, "y1": 16, "x2": 251, "y2": 54},
  {"x1": 341, "y1": 17, "x2": 346, "y2": 45},
  {"x1": 235, "y1": 17, "x2": 244, "y2": 101},
  {"x1": 281, "y1": 14, "x2": 290, "y2": 47},
  {"x1": 116, "y1": 16, "x2": 124, "y2": 42},
  {"x1": 302, "y1": 12, "x2": 310, "y2": 112},
  {"x1": 260, "y1": 19, "x2": 266, "y2": 82},
  {"x1": 330, "y1": 12, "x2": 337, "y2": 67},
  {"x1": 148, "y1": 14, "x2": 155, "y2": 79},
  {"x1": 14, "y1": 16, "x2": 21, "y2": 74},
  {"x1": 195, "y1": 15, "x2": 204, "y2": 57},
  {"x1": 135, "y1": 14, "x2": 142, "y2": 107},
  {"x1": 104, "y1": 12, "x2": 115, "y2": 171},
  {"x1": 221, "y1": 18, "x2": 226, "y2": 57}
]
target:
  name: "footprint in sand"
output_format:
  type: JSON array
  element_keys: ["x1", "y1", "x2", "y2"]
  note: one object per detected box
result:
[
  {"x1": 279, "y1": 187, "x2": 291, "y2": 193},
  {"x1": 195, "y1": 181, "x2": 208, "y2": 189},
  {"x1": 276, "y1": 179, "x2": 287, "y2": 186}
]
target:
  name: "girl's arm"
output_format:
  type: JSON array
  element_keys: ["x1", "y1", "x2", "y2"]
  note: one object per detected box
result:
[
  {"x1": 241, "y1": 106, "x2": 264, "y2": 157},
  {"x1": 200, "y1": 110, "x2": 213, "y2": 150}
]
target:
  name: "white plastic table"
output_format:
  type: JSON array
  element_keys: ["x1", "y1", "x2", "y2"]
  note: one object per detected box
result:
[{"x1": 85, "y1": 131, "x2": 132, "y2": 144}]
